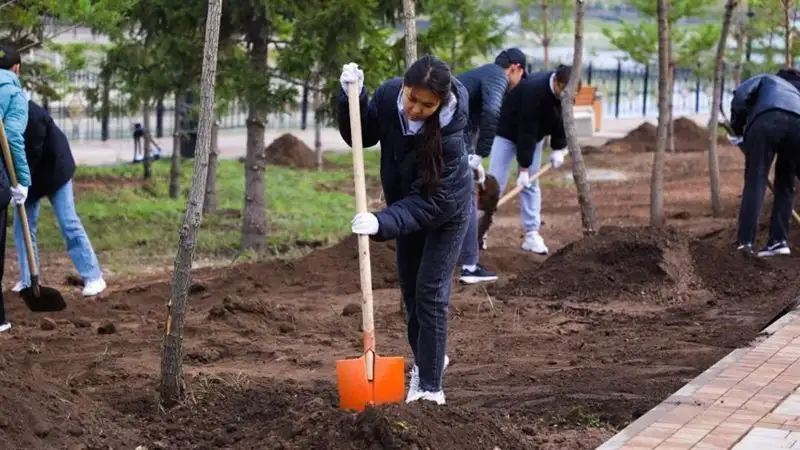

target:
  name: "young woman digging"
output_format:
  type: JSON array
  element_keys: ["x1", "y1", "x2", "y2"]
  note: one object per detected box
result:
[{"x1": 337, "y1": 56, "x2": 472, "y2": 405}]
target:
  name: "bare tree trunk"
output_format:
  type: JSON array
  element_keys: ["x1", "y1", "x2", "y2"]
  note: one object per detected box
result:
[
  {"x1": 732, "y1": 0, "x2": 748, "y2": 85},
  {"x1": 169, "y1": 92, "x2": 181, "y2": 199},
  {"x1": 541, "y1": 0, "x2": 550, "y2": 69},
  {"x1": 160, "y1": 0, "x2": 223, "y2": 408},
  {"x1": 402, "y1": 0, "x2": 417, "y2": 68},
  {"x1": 667, "y1": 65, "x2": 675, "y2": 153},
  {"x1": 652, "y1": 0, "x2": 670, "y2": 226},
  {"x1": 203, "y1": 119, "x2": 219, "y2": 214},
  {"x1": 783, "y1": 0, "x2": 794, "y2": 68},
  {"x1": 561, "y1": 0, "x2": 596, "y2": 234},
  {"x1": 142, "y1": 102, "x2": 153, "y2": 180},
  {"x1": 313, "y1": 89, "x2": 323, "y2": 172},
  {"x1": 707, "y1": 0, "x2": 736, "y2": 218},
  {"x1": 240, "y1": 20, "x2": 270, "y2": 252}
]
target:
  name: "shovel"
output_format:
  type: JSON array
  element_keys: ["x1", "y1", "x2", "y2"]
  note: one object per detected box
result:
[
  {"x1": 497, "y1": 162, "x2": 554, "y2": 209},
  {"x1": 0, "y1": 120, "x2": 66, "y2": 312},
  {"x1": 336, "y1": 80, "x2": 405, "y2": 412}
]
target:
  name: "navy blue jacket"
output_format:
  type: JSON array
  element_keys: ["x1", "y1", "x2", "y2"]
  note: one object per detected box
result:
[
  {"x1": 23, "y1": 100, "x2": 76, "y2": 203},
  {"x1": 337, "y1": 77, "x2": 472, "y2": 241},
  {"x1": 456, "y1": 63, "x2": 509, "y2": 157},
  {"x1": 496, "y1": 71, "x2": 566, "y2": 168},
  {"x1": 730, "y1": 75, "x2": 800, "y2": 138}
]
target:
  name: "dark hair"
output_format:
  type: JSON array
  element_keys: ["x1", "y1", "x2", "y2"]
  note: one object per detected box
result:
[
  {"x1": 0, "y1": 45, "x2": 20, "y2": 70},
  {"x1": 403, "y1": 55, "x2": 452, "y2": 195},
  {"x1": 554, "y1": 64, "x2": 582, "y2": 91}
]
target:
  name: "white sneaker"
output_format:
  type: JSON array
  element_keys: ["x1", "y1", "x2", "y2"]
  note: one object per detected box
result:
[
  {"x1": 406, "y1": 389, "x2": 446, "y2": 405},
  {"x1": 406, "y1": 355, "x2": 450, "y2": 402},
  {"x1": 521, "y1": 231, "x2": 549, "y2": 255},
  {"x1": 11, "y1": 281, "x2": 25, "y2": 293},
  {"x1": 0, "y1": 322, "x2": 11, "y2": 333},
  {"x1": 82, "y1": 279, "x2": 107, "y2": 297}
]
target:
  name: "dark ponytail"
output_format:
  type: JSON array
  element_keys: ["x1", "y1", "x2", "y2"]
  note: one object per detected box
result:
[{"x1": 404, "y1": 55, "x2": 452, "y2": 196}]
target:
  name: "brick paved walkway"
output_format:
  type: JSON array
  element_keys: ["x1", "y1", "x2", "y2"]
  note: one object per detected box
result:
[{"x1": 597, "y1": 304, "x2": 800, "y2": 450}]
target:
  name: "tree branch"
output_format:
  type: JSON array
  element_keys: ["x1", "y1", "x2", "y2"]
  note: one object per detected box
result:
[{"x1": 18, "y1": 24, "x2": 81, "y2": 53}]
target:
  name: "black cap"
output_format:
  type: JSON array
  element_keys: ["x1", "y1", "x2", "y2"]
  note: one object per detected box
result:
[
  {"x1": 0, "y1": 45, "x2": 20, "y2": 70},
  {"x1": 495, "y1": 48, "x2": 527, "y2": 78}
]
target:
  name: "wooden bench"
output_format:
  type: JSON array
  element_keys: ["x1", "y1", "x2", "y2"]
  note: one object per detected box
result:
[{"x1": 575, "y1": 85, "x2": 602, "y2": 132}]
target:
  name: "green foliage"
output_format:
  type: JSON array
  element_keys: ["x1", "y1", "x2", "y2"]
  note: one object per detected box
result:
[
  {"x1": 517, "y1": 0, "x2": 573, "y2": 48},
  {"x1": 601, "y1": 0, "x2": 718, "y2": 68}
]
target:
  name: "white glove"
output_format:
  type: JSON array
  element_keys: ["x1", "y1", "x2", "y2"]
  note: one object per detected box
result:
[
  {"x1": 474, "y1": 165, "x2": 486, "y2": 185},
  {"x1": 468, "y1": 154, "x2": 483, "y2": 170},
  {"x1": 10, "y1": 184, "x2": 27, "y2": 205},
  {"x1": 728, "y1": 135, "x2": 743, "y2": 146},
  {"x1": 351, "y1": 212, "x2": 379, "y2": 235},
  {"x1": 340, "y1": 62, "x2": 364, "y2": 95},
  {"x1": 516, "y1": 170, "x2": 531, "y2": 188},
  {"x1": 549, "y1": 149, "x2": 568, "y2": 169}
]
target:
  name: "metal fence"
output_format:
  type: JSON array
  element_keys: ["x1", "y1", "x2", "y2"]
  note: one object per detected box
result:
[{"x1": 41, "y1": 60, "x2": 733, "y2": 142}]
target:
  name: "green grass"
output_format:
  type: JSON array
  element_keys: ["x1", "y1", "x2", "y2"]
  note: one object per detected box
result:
[{"x1": 23, "y1": 151, "x2": 381, "y2": 270}]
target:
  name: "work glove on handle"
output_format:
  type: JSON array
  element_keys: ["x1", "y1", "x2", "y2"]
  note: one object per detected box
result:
[
  {"x1": 351, "y1": 212, "x2": 379, "y2": 235},
  {"x1": 340, "y1": 62, "x2": 364, "y2": 96},
  {"x1": 10, "y1": 184, "x2": 27, "y2": 205},
  {"x1": 474, "y1": 165, "x2": 486, "y2": 185},
  {"x1": 468, "y1": 155, "x2": 486, "y2": 185},
  {"x1": 516, "y1": 170, "x2": 531, "y2": 188},
  {"x1": 728, "y1": 135, "x2": 743, "y2": 146},
  {"x1": 549, "y1": 149, "x2": 568, "y2": 169}
]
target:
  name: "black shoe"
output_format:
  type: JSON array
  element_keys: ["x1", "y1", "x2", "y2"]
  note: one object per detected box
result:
[
  {"x1": 459, "y1": 264, "x2": 498, "y2": 284},
  {"x1": 736, "y1": 242, "x2": 754, "y2": 254},
  {"x1": 758, "y1": 240, "x2": 791, "y2": 257}
]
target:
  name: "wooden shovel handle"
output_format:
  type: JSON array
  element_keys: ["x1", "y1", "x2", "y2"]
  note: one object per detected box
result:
[
  {"x1": 0, "y1": 120, "x2": 38, "y2": 278},
  {"x1": 497, "y1": 163, "x2": 553, "y2": 208},
  {"x1": 346, "y1": 82, "x2": 376, "y2": 367}
]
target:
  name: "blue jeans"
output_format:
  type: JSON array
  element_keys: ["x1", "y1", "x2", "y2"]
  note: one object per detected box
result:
[
  {"x1": 14, "y1": 180, "x2": 103, "y2": 286},
  {"x1": 397, "y1": 211, "x2": 469, "y2": 392},
  {"x1": 459, "y1": 189, "x2": 479, "y2": 266},
  {"x1": 487, "y1": 137, "x2": 544, "y2": 233}
]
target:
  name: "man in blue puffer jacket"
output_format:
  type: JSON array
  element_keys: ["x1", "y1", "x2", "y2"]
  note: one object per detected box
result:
[
  {"x1": 455, "y1": 48, "x2": 527, "y2": 284},
  {"x1": 0, "y1": 44, "x2": 33, "y2": 333}
]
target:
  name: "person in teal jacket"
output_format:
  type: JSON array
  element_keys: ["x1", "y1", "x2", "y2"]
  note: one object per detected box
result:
[{"x1": 0, "y1": 45, "x2": 32, "y2": 333}]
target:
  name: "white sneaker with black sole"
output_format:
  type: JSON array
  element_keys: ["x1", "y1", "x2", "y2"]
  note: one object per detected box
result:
[
  {"x1": 521, "y1": 231, "x2": 549, "y2": 255},
  {"x1": 758, "y1": 240, "x2": 791, "y2": 257},
  {"x1": 459, "y1": 264, "x2": 498, "y2": 284}
]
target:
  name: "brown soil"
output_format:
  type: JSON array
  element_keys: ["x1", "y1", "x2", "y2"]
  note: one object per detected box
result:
[
  {"x1": 265, "y1": 133, "x2": 319, "y2": 169},
  {"x1": 585, "y1": 117, "x2": 730, "y2": 154},
  {"x1": 1, "y1": 140, "x2": 798, "y2": 449}
]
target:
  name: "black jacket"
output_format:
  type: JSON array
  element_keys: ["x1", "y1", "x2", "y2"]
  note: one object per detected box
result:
[
  {"x1": 337, "y1": 77, "x2": 472, "y2": 241},
  {"x1": 23, "y1": 100, "x2": 76, "y2": 203},
  {"x1": 730, "y1": 74, "x2": 800, "y2": 137},
  {"x1": 456, "y1": 63, "x2": 509, "y2": 157},
  {"x1": 496, "y1": 71, "x2": 566, "y2": 168}
]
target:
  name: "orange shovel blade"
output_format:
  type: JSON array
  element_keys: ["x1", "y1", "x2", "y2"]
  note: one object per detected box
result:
[{"x1": 336, "y1": 353, "x2": 405, "y2": 412}]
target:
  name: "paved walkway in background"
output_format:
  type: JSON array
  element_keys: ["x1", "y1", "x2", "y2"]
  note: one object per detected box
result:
[
  {"x1": 68, "y1": 114, "x2": 711, "y2": 166},
  {"x1": 597, "y1": 305, "x2": 800, "y2": 450}
]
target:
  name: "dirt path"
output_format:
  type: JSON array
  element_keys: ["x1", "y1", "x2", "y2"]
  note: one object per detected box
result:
[{"x1": 1, "y1": 145, "x2": 798, "y2": 449}]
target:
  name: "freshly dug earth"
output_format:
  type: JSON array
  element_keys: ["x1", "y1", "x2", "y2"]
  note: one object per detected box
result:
[
  {"x1": 265, "y1": 133, "x2": 318, "y2": 169},
  {"x1": 585, "y1": 117, "x2": 729, "y2": 154},
  {"x1": 1, "y1": 149, "x2": 798, "y2": 449}
]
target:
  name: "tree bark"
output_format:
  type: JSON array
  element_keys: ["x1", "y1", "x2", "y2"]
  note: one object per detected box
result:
[
  {"x1": 732, "y1": 0, "x2": 747, "y2": 86},
  {"x1": 783, "y1": 0, "x2": 794, "y2": 68},
  {"x1": 159, "y1": 0, "x2": 223, "y2": 408},
  {"x1": 142, "y1": 102, "x2": 153, "y2": 181},
  {"x1": 561, "y1": 0, "x2": 596, "y2": 234},
  {"x1": 652, "y1": 0, "x2": 670, "y2": 226},
  {"x1": 203, "y1": 119, "x2": 219, "y2": 214},
  {"x1": 240, "y1": 19, "x2": 270, "y2": 252},
  {"x1": 707, "y1": 0, "x2": 736, "y2": 218},
  {"x1": 313, "y1": 89, "x2": 323, "y2": 172},
  {"x1": 169, "y1": 92, "x2": 181, "y2": 199},
  {"x1": 402, "y1": 0, "x2": 417, "y2": 68}
]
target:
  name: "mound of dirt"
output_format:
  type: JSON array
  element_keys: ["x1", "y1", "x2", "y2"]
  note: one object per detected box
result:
[
  {"x1": 587, "y1": 117, "x2": 729, "y2": 154},
  {"x1": 234, "y1": 235, "x2": 399, "y2": 295},
  {"x1": 265, "y1": 133, "x2": 317, "y2": 169},
  {"x1": 497, "y1": 226, "x2": 694, "y2": 301}
]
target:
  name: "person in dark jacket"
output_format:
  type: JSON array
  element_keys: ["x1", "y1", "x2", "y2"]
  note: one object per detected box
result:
[
  {"x1": 338, "y1": 55, "x2": 472, "y2": 406},
  {"x1": 729, "y1": 74, "x2": 800, "y2": 257},
  {"x1": 454, "y1": 48, "x2": 527, "y2": 284},
  {"x1": 13, "y1": 100, "x2": 106, "y2": 296},
  {"x1": 487, "y1": 65, "x2": 574, "y2": 254}
]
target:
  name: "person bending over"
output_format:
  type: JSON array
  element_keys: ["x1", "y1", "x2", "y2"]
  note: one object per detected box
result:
[
  {"x1": 729, "y1": 73, "x2": 800, "y2": 257},
  {"x1": 337, "y1": 55, "x2": 472, "y2": 405},
  {"x1": 487, "y1": 65, "x2": 575, "y2": 255}
]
